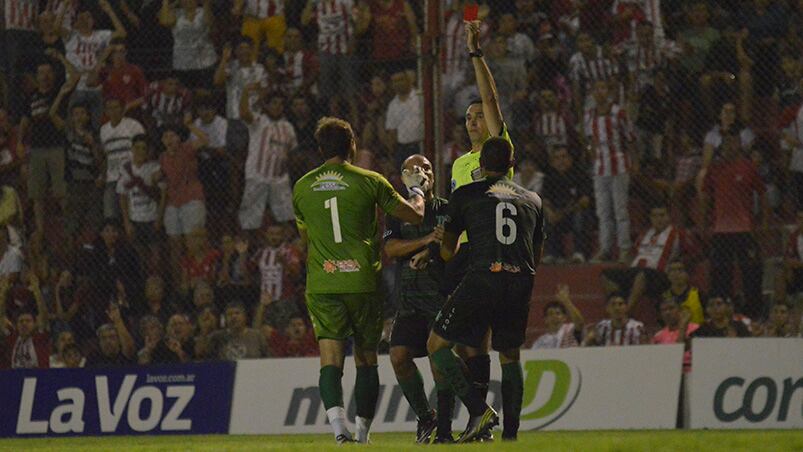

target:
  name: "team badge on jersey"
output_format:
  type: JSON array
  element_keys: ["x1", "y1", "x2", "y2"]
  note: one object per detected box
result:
[
  {"x1": 323, "y1": 259, "x2": 361, "y2": 273},
  {"x1": 486, "y1": 182, "x2": 520, "y2": 199},
  {"x1": 311, "y1": 170, "x2": 349, "y2": 191}
]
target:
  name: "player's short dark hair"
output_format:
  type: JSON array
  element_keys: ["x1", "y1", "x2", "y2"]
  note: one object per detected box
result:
[
  {"x1": 315, "y1": 117, "x2": 354, "y2": 160},
  {"x1": 480, "y1": 137, "x2": 514, "y2": 173},
  {"x1": 543, "y1": 301, "x2": 567, "y2": 316},
  {"x1": 606, "y1": 292, "x2": 627, "y2": 303},
  {"x1": 467, "y1": 98, "x2": 483, "y2": 109}
]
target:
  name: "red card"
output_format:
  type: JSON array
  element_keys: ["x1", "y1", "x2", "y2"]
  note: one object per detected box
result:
[{"x1": 463, "y1": 3, "x2": 479, "y2": 21}]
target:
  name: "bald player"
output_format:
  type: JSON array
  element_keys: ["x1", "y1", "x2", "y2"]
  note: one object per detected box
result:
[{"x1": 385, "y1": 154, "x2": 454, "y2": 443}]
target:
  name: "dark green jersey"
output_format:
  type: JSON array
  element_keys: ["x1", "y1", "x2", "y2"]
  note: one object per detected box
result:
[
  {"x1": 444, "y1": 176, "x2": 544, "y2": 275},
  {"x1": 385, "y1": 197, "x2": 449, "y2": 316},
  {"x1": 293, "y1": 162, "x2": 404, "y2": 294}
]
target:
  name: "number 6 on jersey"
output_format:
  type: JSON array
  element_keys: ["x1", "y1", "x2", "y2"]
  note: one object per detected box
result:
[{"x1": 495, "y1": 201, "x2": 517, "y2": 244}]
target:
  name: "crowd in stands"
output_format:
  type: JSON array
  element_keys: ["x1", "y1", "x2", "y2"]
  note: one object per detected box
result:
[{"x1": 1, "y1": 0, "x2": 802, "y2": 369}]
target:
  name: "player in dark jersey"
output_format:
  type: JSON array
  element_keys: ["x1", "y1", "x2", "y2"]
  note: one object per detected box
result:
[
  {"x1": 427, "y1": 137, "x2": 545, "y2": 442},
  {"x1": 385, "y1": 154, "x2": 454, "y2": 444}
]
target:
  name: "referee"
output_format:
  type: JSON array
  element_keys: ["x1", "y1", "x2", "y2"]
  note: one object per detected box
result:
[{"x1": 444, "y1": 19, "x2": 516, "y2": 422}]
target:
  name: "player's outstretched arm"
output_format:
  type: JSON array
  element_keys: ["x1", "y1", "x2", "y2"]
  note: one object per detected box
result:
[
  {"x1": 390, "y1": 194, "x2": 425, "y2": 225},
  {"x1": 467, "y1": 20, "x2": 503, "y2": 137},
  {"x1": 439, "y1": 230, "x2": 459, "y2": 262}
]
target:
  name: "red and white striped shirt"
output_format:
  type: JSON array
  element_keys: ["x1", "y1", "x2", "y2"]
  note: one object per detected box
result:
[
  {"x1": 283, "y1": 50, "x2": 317, "y2": 92},
  {"x1": 584, "y1": 104, "x2": 633, "y2": 176},
  {"x1": 143, "y1": 81, "x2": 192, "y2": 127},
  {"x1": 534, "y1": 110, "x2": 570, "y2": 147},
  {"x1": 569, "y1": 47, "x2": 619, "y2": 91},
  {"x1": 315, "y1": 0, "x2": 353, "y2": 55},
  {"x1": 595, "y1": 319, "x2": 644, "y2": 346},
  {"x1": 4, "y1": 0, "x2": 38, "y2": 31},
  {"x1": 632, "y1": 225, "x2": 684, "y2": 271},
  {"x1": 244, "y1": 0, "x2": 283, "y2": 18},
  {"x1": 245, "y1": 115, "x2": 298, "y2": 181}
]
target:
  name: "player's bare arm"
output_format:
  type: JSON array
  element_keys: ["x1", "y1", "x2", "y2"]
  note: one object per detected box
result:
[
  {"x1": 467, "y1": 20, "x2": 503, "y2": 137},
  {"x1": 439, "y1": 230, "x2": 459, "y2": 262},
  {"x1": 385, "y1": 224, "x2": 442, "y2": 258}
]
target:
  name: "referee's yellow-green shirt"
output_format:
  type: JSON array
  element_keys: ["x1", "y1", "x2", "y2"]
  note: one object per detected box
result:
[{"x1": 449, "y1": 124, "x2": 514, "y2": 243}]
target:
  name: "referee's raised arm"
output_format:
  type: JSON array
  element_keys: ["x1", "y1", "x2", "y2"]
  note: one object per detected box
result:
[{"x1": 466, "y1": 20, "x2": 503, "y2": 137}]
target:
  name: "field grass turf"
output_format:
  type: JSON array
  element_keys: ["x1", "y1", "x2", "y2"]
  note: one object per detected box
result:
[{"x1": 1, "y1": 430, "x2": 802, "y2": 452}]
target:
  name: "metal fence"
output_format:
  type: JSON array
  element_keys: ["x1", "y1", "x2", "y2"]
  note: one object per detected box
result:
[{"x1": 0, "y1": 0, "x2": 801, "y2": 369}]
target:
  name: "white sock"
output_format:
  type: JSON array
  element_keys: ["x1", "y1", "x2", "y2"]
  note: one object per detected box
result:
[
  {"x1": 356, "y1": 416, "x2": 373, "y2": 443},
  {"x1": 326, "y1": 407, "x2": 350, "y2": 440}
]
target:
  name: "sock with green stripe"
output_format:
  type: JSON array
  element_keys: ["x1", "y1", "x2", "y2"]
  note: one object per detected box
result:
[
  {"x1": 501, "y1": 361, "x2": 524, "y2": 439},
  {"x1": 430, "y1": 348, "x2": 487, "y2": 416},
  {"x1": 398, "y1": 368, "x2": 434, "y2": 421}
]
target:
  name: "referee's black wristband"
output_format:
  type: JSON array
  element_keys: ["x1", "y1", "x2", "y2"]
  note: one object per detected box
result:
[{"x1": 469, "y1": 49, "x2": 483, "y2": 58}]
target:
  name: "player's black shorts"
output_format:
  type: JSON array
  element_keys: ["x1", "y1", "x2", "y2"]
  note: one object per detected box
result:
[
  {"x1": 389, "y1": 310, "x2": 435, "y2": 357},
  {"x1": 439, "y1": 244, "x2": 471, "y2": 297},
  {"x1": 602, "y1": 267, "x2": 669, "y2": 299},
  {"x1": 433, "y1": 272, "x2": 534, "y2": 351}
]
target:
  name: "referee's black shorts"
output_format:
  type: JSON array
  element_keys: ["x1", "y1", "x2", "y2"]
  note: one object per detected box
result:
[{"x1": 433, "y1": 271, "x2": 534, "y2": 351}]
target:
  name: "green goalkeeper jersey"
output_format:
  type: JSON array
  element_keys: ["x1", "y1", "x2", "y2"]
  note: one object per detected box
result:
[{"x1": 293, "y1": 162, "x2": 404, "y2": 294}]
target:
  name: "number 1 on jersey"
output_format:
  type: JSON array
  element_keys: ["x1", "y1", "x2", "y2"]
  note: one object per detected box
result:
[{"x1": 324, "y1": 197, "x2": 343, "y2": 243}]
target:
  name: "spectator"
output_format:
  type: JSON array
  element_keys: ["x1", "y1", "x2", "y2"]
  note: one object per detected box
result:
[
  {"x1": 696, "y1": 102, "x2": 755, "y2": 192},
  {"x1": 652, "y1": 298, "x2": 698, "y2": 372},
  {"x1": 512, "y1": 158, "x2": 544, "y2": 193},
  {"x1": 569, "y1": 32, "x2": 620, "y2": 120},
  {"x1": 246, "y1": 224, "x2": 303, "y2": 303},
  {"x1": 143, "y1": 74, "x2": 192, "y2": 129},
  {"x1": 2, "y1": 0, "x2": 42, "y2": 111},
  {"x1": 64, "y1": 1, "x2": 127, "y2": 127},
  {"x1": 603, "y1": 204, "x2": 696, "y2": 309},
  {"x1": 214, "y1": 37, "x2": 267, "y2": 120},
  {"x1": 533, "y1": 88, "x2": 573, "y2": 153},
  {"x1": 783, "y1": 96, "x2": 803, "y2": 208},
  {"x1": 193, "y1": 304, "x2": 219, "y2": 358},
  {"x1": 541, "y1": 146, "x2": 593, "y2": 263},
  {"x1": 158, "y1": 0, "x2": 217, "y2": 89},
  {"x1": 0, "y1": 108, "x2": 23, "y2": 188},
  {"x1": 61, "y1": 343, "x2": 85, "y2": 368},
  {"x1": 497, "y1": 13, "x2": 535, "y2": 63},
  {"x1": 783, "y1": 210, "x2": 803, "y2": 300},
  {"x1": 137, "y1": 314, "x2": 186, "y2": 364},
  {"x1": 100, "y1": 97, "x2": 145, "y2": 219},
  {"x1": 384, "y1": 71, "x2": 423, "y2": 168},
  {"x1": 85, "y1": 220, "x2": 142, "y2": 315},
  {"x1": 84, "y1": 304, "x2": 136, "y2": 367},
  {"x1": 585, "y1": 80, "x2": 634, "y2": 263},
  {"x1": 166, "y1": 313, "x2": 195, "y2": 362},
  {"x1": 238, "y1": 86, "x2": 298, "y2": 233},
  {"x1": 701, "y1": 131, "x2": 766, "y2": 318},
  {"x1": 281, "y1": 27, "x2": 318, "y2": 97},
  {"x1": 194, "y1": 98, "x2": 233, "y2": 239},
  {"x1": 583, "y1": 293, "x2": 645, "y2": 346},
  {"x1": 661, "y1": 259, "x2": 705, "y2": 325},
  {"x1": 634, "y1": 69, "x2": 672, "y2": 163},
  {"x1": 676, "y1": 2, "x2": 719, "y2": 77},
  {"x1": 157, "y1": 121, "x2": 209, "y2": 276},
  {"x1": 192, "y1": 280, "x2": 216, "y2": 311},
  {"x1": 753, "y1": 301, "x2": 794, "y2": 338},
  {"x1": 206, "y1": 301, "x2": 268, "y2": 360},
  {"x1": 180, "y1": 229, "x2": 221, "y2": 296},
  {"x1": 89, "y1": 39, "x2": 147, "y2": 115},
  {"x1": 301, "y1": 0, "x2": 358, "y2": 105},
  {"x1": 485, "y1": 35, "x2": 527, "y2": 127},
  {"x1": 141, "y1": 275, "x2": 175, "y2": 325},
  {"x1": 218, "y1": 235, "x2": 252, "y2": 295},
  {"x1": 691, "y1": 295, "x2": 751, "y2": 338},
  {"x1": 17, "y1": 60, "x2": 67, "y2": 244},
  {"x1": 357, "y1": 0, "x2": 418, "y2": 73},
  {"x1": 232, "y1": 0, "x2": 287, "y2": 56},
  {"x1": 0, "y1": 226, "x2": 23, "y2": 279},
  {"x1": 0, "y1": 276, "x2": 50, "y2": 369},
  {"x1": 267, "y1": 313, "x2": 318, "y2": 358},
  {"x1": 50, "y1": 330, "x2": 85, "y2": 368},
  {"x1": 359, "y1": 74, "x2": 392, "y2": 157},
  {"x1": 699, "y1": 25, "x2": 745, "y2": 120},
  {"x1": 50, "y1": 75, "x2": 104, "y2": 236},
  {"x1": 531, "y1": 285, "x2": 584, "y2": 349},
  {"x1": 53, "y1": 270, "x2": 93, "y2": 344},
  {"x1": 118, "y1": 134, "x2": 163, "y2": 253}
]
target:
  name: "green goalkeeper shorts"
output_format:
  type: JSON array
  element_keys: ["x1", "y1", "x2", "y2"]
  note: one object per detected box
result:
[{"x1": 306, "y1": 292, "x2": 383, "y2": 349}]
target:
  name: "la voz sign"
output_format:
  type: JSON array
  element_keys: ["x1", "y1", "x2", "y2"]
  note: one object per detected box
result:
[{"x1": 0, "y1": 362, "x2": 235, "y2": 437}]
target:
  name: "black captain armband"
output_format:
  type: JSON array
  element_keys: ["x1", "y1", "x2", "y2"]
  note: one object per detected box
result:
[{"x1": 469, "y1": 49, "x2": 484, "y2": 58}]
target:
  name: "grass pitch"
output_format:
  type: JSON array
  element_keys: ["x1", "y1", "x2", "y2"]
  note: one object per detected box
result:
[{"x1": 1, "y1": 430, "x2": 802, "y2": 452}]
